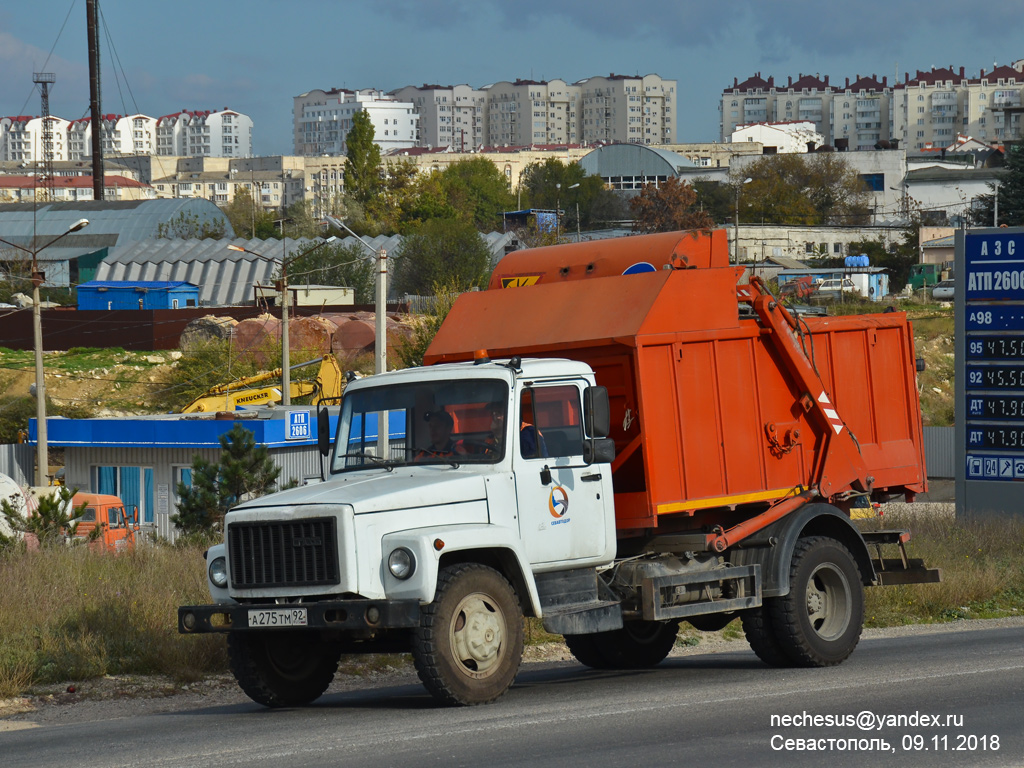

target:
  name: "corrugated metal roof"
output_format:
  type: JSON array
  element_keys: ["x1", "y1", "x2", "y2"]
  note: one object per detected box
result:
[
  {"x1": 0, "y1": 199, "x2": 234, "y2": 264},
  {"x1": 95, "y1": 237, "x2": 315, "y2": 306},
  {"x1": 578, "y1": 144, "x2": 696, "y2": 178}
]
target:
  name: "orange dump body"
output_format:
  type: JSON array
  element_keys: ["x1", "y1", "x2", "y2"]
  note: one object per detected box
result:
[{"x1": 426, "y1": 231, "x2": 926, "y2": 535}]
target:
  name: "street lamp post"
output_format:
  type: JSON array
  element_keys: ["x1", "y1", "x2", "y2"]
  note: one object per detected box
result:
[
  {"x1": 568, "y1": 182, "x2": 581, "y2": 241},
  {"x1": 555, "y1": 183, "x2": 562, "y2": 241},
  {"x1": 329, "y1": 221, "x2": 388, "y2": 376},
  {"x1": 733, "y1": 177, "x2": 752, "y2": 265},
  {"x1": 228, "y1": 235, "x2": 337, "y2": 405},
  {"x1": 0, "y1": 218, "x2": 89, "y2": 485}
]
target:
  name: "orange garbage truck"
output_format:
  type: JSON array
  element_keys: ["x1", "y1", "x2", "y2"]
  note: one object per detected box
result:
[{"x1": 179, "y1": 229, "x2": 938, "y2": 708}]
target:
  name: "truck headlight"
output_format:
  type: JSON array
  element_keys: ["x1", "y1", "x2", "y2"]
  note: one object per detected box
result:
[
  {"x1": 208, "y1": 556, "x2": 228, "y2": 588},
  {"x1": 387, "y1": 547, "x2": 416, "y2": 580}
]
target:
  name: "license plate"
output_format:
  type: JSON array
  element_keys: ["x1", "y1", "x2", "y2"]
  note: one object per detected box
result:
[{"x1": 247, "y1": 607, "x2": 308, "y2": 628}]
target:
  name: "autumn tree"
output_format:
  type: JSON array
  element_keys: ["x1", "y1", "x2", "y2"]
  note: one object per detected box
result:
[
  {"x1": 345, "y1": 110, "x2": 383, "y2": 206},
  {"x1": 392, "y1": 218, "x2": 492, "y2": 295},
  {"x1": 630, "y1": 177, "x2": 714, "y2": 233},
  {"x1": 740, "y1": 153, "x2": 871, "y2": 226}
]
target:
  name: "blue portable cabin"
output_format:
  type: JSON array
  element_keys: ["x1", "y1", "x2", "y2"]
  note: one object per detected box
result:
[{"x1": 77, "y1": 280, "x2": 199, "y2": 310}]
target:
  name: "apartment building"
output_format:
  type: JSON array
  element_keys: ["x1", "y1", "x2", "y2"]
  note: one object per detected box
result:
[
  {"x1": 723, "y1": 60, "x2": 1024, "y2": 150},
  {"x1": 293, "y1": 89, "x2": 417, "y2": 155},
  {"x1": 0, "y1": 116, "x2": 70, "y2": 162},
  {"x1": 390, "y1": 84, "x2": 485, "y2": 150},
  {"x1": 721, "y1": 73, "x2": 893, "y2": 148},
  {"x1": 0, "y1": 174, "x2": 155, "y2": 203},
  {"x1": 578, "y1": 74, "x2": 676, "y2": 145},
  {"x1": 67, "y1": 114, "x2": 158, "y2": 160},
  {"x1": 893, "y1": 62, "x2": 1024, "y2": 149},
  {"x1": 294, "y1": 73, "x2": 676, "y2": 154},
  {"x1": 156, "y1": 109, "x2": 253, "y2": 158},
  {"x1": 482, "y1": 79, "x2": 582, "y2": 146}
]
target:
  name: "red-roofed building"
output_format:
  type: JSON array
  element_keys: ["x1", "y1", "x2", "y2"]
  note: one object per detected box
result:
[
  {"x1": 0, "y1": 174, "x2": 156, "y2": 202},
  {"x1": 67, "y1": 113, "x2": 157, "y2": 160},
  {"x1": 723, "y1": 60, "x2": 1024, "y2": 150},
  {"x1": 0, "y1": 116, "x2": 70, "y2": 162}
]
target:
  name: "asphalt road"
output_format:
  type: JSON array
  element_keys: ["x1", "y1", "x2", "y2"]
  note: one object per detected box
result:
[{"x1": 3, "y1": 623, "x2": 1022, "y2": 768}]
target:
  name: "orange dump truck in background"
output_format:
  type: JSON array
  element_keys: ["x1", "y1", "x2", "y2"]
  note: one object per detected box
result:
[{"x1": 179, "y1": 229, "x2": 939, "y2": 710}]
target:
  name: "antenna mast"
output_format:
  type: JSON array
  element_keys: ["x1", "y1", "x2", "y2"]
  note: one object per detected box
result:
[{"x1": 32, "y1": 72, "x2": 56, "y2": 201}]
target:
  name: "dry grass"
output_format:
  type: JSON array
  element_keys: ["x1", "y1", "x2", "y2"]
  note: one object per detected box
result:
[
  {"x1": 1, "y1": 512, "x2": 1021, "y2": 699},
  {"x1": 861, "y1": 510, "x2": 1024, "y2": 626},
  {"x1": 0, "y1": 543, "x2": 226, "y2": 698}
]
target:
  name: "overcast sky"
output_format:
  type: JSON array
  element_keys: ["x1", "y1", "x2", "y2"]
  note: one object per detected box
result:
[{"x1": 1, "y1": 0, "x2": 1021, "y2": 155}]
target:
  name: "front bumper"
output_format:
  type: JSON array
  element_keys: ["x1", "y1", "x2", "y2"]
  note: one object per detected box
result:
[{"x1": 178, "y1": 598, "x2": 422, "y2": 634}]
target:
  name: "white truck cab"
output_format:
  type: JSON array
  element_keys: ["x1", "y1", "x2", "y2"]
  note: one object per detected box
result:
[{"x1": 181, "y1": 357, "x2": 620, "y2": 707}]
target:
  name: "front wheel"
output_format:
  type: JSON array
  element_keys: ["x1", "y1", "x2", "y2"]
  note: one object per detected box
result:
[
  {"x1": 769, "y1": 536, "x2": 865, "y2": 667},
  {"x1": 412, "y1": 563, "x2": 524, "y2": 706},
  {"x1": 227, "y1": 631, "x2": 341, "y2": 708}
]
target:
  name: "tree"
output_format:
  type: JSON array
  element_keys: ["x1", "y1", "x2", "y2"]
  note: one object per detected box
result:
[
  {"x1": 692, "y1": 178, "x2": 741, "y2": 225},
  {"x1": 285, "y1": 241, "x2": 375, "y2": 303},
  {"x1": 223, "y1": 186, "x2": 278, "y2": 239},
  {"x1": 518, "y1": 159, "x2": 621, "y2": 231},
  {"x1": 971, "y1": 142, "x2": 1024, "y2": 227},
  {"x1": 740, "y1": 153, "x2": 871, "y2": 226},
  {"x1": 1, "y1": 486, "x2": 88, "y2": 549},
  {"x1": 439, "y1": 157, "x2": 515, "y2": 231},
  {"x1": 630, "y1": 177, "x2": 714, "y2": 233},
  {"x1": 173, "y1": 424, "x2": 281, "y2": 535},
  {"x1": 392, "y1": 218, "x2": 492, "y2": 295},
  {"x1": 345, "y1": 110, "x2": 383, "y2": 206},
  {"x1": 157, "y1": 210, "x2": 227, "y2": 240}
]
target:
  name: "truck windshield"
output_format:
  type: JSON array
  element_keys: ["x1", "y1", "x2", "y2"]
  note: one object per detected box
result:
[{"x1": 331, "y1": 379, "x2": 509, "y2": 472}]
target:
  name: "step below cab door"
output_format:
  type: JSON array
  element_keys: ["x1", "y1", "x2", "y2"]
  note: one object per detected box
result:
[{"x1": 513, "y1": 382, "x2": 615, "y2": 566}]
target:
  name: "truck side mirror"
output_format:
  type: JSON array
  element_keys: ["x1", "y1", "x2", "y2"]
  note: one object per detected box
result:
[
  {"x1": 317, "y1": 406, "x2": 331, "y2": 457},
  {"x1": 583, "y1": 386, "x2": 610, "y2": 438},
  {"x1": 583, "y1": 438, "x2": 616, "y2": 465}
]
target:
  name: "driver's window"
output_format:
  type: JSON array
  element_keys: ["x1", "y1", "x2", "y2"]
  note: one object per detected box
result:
[{"x1": 520, "y1": 386, "x2": 584, "y2": 459}]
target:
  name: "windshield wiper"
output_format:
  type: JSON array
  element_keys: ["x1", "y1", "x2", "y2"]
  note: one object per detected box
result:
[{"x1": 335, "y1": 452, "x2": 396, "y2": 472}]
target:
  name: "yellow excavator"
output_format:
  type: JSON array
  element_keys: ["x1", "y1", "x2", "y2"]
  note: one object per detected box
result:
[{"x1": 181, "y1": 354, "x2": 344, "y2": 413}]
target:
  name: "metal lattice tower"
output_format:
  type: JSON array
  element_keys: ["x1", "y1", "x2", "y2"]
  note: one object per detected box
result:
[{"x1": 32, "y1": 72, "x2": 56, "y2": 201}]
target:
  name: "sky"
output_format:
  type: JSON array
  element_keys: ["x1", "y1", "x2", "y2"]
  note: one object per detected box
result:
[{"x1": 1, "y1": 0, "x2": 1022, "y2": 157}]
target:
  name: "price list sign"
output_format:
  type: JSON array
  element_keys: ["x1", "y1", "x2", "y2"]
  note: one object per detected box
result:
[{"x1": 956, "y1": 227, "x2": 1024, "y2": 517}]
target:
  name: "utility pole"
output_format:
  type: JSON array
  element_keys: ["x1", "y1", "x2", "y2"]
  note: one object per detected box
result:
[{"x1": 86, "y1": 0, "x2": 104, "y2": 200}]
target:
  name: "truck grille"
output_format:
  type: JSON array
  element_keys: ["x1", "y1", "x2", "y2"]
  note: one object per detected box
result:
[{"x1": 227, "y1": 517, "x2": 340, "y2": 589}]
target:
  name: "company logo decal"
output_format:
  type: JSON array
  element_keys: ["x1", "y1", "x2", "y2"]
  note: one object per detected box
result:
[
  {"x1": 548, "y1": 485, "x2": 570, "y2": 524},
  {"x1": 501, "y1": 275, "x2": 541, "y2": 288},
  {"x1": 622, "y1": 262, "x2": 656, "y2": 275}
]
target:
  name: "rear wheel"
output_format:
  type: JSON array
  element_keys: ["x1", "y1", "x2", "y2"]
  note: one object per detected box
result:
[
  {"x1": 769, "y1": 536, "x2": 864, "y2": 667},
  {"x1": 412, "y1": 564, "x2": 523, "y2": 706},
  {"x1": 566, "y1": 620, "x2": 680, "y2": 670},
  {"x1": 741, "y1": 603, "x2": 795, "y2": 667},
  {"x1": 227, "y1": 631, "x2": 340, "y2": 708}
]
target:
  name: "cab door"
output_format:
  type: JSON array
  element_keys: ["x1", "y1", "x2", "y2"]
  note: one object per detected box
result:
[{"x1": 513, "y1": 382, "x2": 615, "y2": 566}]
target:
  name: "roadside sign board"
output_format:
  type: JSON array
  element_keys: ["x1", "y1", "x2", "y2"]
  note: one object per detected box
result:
[
  {"x1": 956, "y1": 227, "x2": 1024, "y2": 517},
  {"x1": 287, "y1": 410, "x2": 312, "y2": 441}
]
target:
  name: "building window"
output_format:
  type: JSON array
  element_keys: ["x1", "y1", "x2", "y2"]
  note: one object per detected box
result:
[{"x1": 92, "y1": 465, "x2": 155, "y2": 524}]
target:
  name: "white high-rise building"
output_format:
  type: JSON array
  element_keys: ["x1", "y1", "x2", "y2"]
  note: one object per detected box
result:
[
  {"x1": 390, "y1": 84, "x2": 485, "y2": 150},
  {"x1": 0, "y1": 115, "x2": 70, "y2": 162},
  {"x1": 578, "y1": 74, "x2": 676, "y2": 145},
  {"x1": 67, "y1": 113, "x2": 158, "y2": 160},
  {"x1": 482, "y1": 79, "x2": 582, "y2": 146},
  {"x1": 294, "y1": 89, "x2": 417, "y2": 155},
  {"x1": 156, "y1": 109, "x2": 253, "y2": 158}
]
